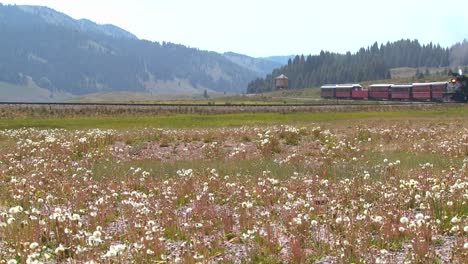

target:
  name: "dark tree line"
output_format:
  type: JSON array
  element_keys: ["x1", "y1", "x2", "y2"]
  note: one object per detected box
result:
[{"x1": 247, "y1": 39, "x2": 468, "y2": 93}]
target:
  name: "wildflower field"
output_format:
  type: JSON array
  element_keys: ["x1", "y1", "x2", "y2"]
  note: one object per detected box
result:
[{"x1": 0, "y1": 106, "x2": 467, "y2": 263}]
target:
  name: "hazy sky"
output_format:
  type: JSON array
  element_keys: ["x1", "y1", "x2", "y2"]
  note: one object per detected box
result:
[{"x1": 2, "y1": 0, "x2": 468, "y2": 57}]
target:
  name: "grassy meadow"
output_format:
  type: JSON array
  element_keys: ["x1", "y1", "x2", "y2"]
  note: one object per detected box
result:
[
  {"x1": 0, "y1": 104, "x2": 466, "y2": 263},
  {"x1": 0, "y1": 104, "x2": 467, "y2": 130}
]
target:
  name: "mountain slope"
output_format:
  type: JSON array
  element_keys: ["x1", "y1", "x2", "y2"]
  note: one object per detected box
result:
[
  {"x1": 0, "y1": 4, "x2": 259, "y2": 101},
  {"x1": 223, "y1": 52, "x2": 282, "y2": 76}
]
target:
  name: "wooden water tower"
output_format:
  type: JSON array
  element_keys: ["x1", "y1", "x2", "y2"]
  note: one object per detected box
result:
[{"x1": 274, "y1": 74, "x2": 289, "y2": 89}]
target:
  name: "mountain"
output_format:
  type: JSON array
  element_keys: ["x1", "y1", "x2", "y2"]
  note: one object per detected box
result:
[
  {"x1": 0, "y1": 4, "x2": 260, "y2": 101},
  {"x1": 222, "y1": 52, "x2": 282, "y2": 76},
  {"x1": 262, "y1": 55, "x2": 295, "y2": 65}
]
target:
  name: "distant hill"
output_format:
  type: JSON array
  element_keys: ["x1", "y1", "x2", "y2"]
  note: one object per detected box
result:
[
  {"x1": 0, "y1": 4, "x2": 260, "y2": 101},
  {"x1": 223, "y1": 52, "x2": 282, "y2": 76},
  {"x1": 262, "y1": 55, "x2": 295, "y2": 65}
]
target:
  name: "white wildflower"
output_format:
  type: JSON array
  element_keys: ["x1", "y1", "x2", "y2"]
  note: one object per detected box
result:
[
  {"x1": 54, "y1": 244, "x2": 67, "y2": 254},
  {"x1": 400, "y1": 216, "x2": 409, "y2": 224},
  {"x1": 8, "y1": 206, "x2": 23, "y2": 214},
  {"x1": 451, "y1": 216, "x2": 460, "y2": 224},
  {"x1": 29, "y1": 242, "x2": 39, "y2": 250}
]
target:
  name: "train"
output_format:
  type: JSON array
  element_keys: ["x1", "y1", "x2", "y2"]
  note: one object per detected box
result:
[{"x1": 320, "y1": 70, "x2": 468, "y2": 102}]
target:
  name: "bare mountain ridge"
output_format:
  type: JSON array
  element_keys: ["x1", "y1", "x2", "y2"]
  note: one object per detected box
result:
[
  {"x1": 261, "y1": 55, "x2": 295, "y2": 65},
  {"x1": 222, "y1": 52, "x2": 282, "y2": 76},
  {"x1": 16, "y1": 5, "x2": 137, "y2": 40}
]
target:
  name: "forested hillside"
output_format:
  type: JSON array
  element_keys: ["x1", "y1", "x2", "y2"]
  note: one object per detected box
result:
[
  {"x1": 248, "y1": 39, "x2": 468, "y2": 93},
  {"x1": 0, "y1": 4, "x2": 260, "y2": 100}
]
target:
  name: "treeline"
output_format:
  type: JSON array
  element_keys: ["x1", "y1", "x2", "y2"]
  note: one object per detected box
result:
[{"x1": 248, "y1": 39, "x2": 468, "y2": 93}]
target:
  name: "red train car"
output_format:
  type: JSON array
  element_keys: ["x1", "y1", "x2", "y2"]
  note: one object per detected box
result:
[
  {"x1": 391, "y1": 84, "x2": 412, "y2": 100},
  {"x1": 412, "y1": 83, "x2": 431, "y2": 100},
  {"x1": 319, "y1": 79, "x2": 462, "y2": 102},
  {"x1": 320, "y1": 85, "x2": 336, "y2": 98},
  {"x1": 430, "y1": 82, "x2": 447, "y2": 101},
  {"x1": 321, "y1": 84, "x2": 364, "y2": 99},
  {"x1": 369, "y1": 84, "x2": 392, "y2": 100},
  {"x1": 335, "y1": 85, "x2": 352, "y2": 98},
  {"x1": 351, "y1": 86, "x2": 368, "y2": 99}
]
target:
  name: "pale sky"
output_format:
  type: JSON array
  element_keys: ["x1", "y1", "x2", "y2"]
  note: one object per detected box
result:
[{"x1": 1, "y1": 0, "x2": 468, "y2": 57}]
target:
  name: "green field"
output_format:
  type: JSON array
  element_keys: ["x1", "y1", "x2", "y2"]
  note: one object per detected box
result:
[{"x1": 0, "y1": 104, "x2": 467, "y2": 129}]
